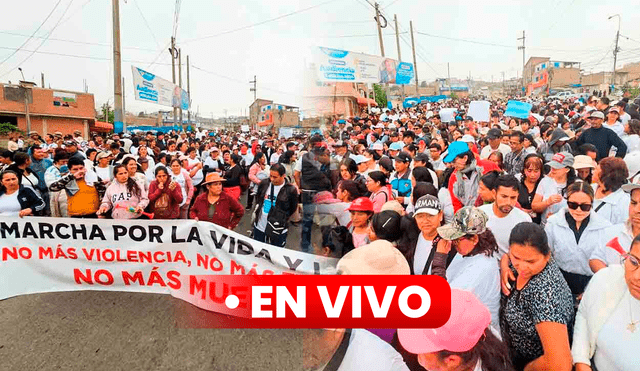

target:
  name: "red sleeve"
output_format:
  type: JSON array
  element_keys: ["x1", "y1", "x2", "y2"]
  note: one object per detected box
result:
[
  {"x1": 448, "y1": 172, "x2": 463, "y2": 213},
  {"x1": 148, "y1": 181, "x2": 162, "y2": 202},
  {"x1": 189, "y1": 195, "x2": 201, "y2": 219},
  {"x1": 228, "y1": 196, "x2": 245, "y2": 229}
]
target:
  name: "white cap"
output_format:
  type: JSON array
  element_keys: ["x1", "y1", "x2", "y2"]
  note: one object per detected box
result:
[{"x1": 461, "y1": 134, "x2": 475, "y2": 143}]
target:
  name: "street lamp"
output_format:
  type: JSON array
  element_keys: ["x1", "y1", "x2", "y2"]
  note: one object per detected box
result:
[{"x1": 18, "y1": 67, "x2": 25, "y2": 81}]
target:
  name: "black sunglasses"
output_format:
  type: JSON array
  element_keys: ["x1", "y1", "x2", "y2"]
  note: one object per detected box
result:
[{"x1": 567, "y1": 201, "x2": 592, "y2": 212}]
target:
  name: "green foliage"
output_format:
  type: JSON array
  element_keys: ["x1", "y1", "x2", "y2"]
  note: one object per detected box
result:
[
  {"x1": 450, "y1": 92, "x2": 458, "y2": 100},
  {"x1": 0, "y1": 122, "x2": 18, "y2": 136},
  {"x1": 622, "y1": 84, "x2": 640, "y2": 100},
  {"x1": 373, "y1": 84, "x2": 387, "y2": 108}
]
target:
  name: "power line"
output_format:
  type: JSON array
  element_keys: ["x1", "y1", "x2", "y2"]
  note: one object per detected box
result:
[
  {"x1": 181, "y1": 0, "x2": 339, "y2": 44},
  {"x1": 132, "y1": 0, "x2": 162, "y2": 49},
  {"x1": 0, "y1": 0, "x2": 63, "y2": 68},
  {"x1": 322, "y1": 32, "x2": 408, "y2": 38},
  {"x1": 383, "y1": 0, "x2": 402, "y2": 9},
  {"x1": 0, "y1": 0, "x2": 75, "y2": 79},
  {"x1": 57, "y1": 0, "x2": 96, "y2": 28},
  {"x1": 0, "y1": 45, "x2": 173, "y2": 66},
  {"x1": 0, "y1": 30, "x2": 158, "y2": 52},
  {"x1": 191, "y1": 64, "x2": 298, "y2": 97}
]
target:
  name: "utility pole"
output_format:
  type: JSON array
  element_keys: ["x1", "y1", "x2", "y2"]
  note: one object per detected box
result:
[
  {"x1": 374, "y1": 2, "x2": 390, "y2": 109},
  {"x1": 410, "y1": 21, "x2": 419, "y2": 97},
  {"x1": 178, "y1": 48, "x2": 183, "y2": 130},
  {"x1": 609, "y1": 14, "x2": 621, "y2": 88},
  {"x1": 394, "y1": 14, "x2": 405, "y2": 103},
  {"x1": 170, "y1": 36, "x2": 177, "y2": 128},
  {"x1": 187, "y1": 55, "x2": 191, "y2": 129},
  {"x1": 447, "y1": 63, "x2": 452, "y2": 97},
  {"x1": 41, "y1": 73, "x2": 44, "y2": 88},
  {"x1": 122, "y1": 77, "x2": 126, "y2": 130},
  {"x1": 112, "y1": 0, "x2": 124, "y2": 133},
  {"x1": 250, "y1": 75, "x2": 256, "y2": 101},
  {"x1": 518, "y1": 31, "x2": 525, "y2": 91}
]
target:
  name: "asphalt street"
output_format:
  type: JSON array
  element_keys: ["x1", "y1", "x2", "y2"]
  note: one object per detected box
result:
[{"x1": 0, "y1": 192, "x2": 306, "y2": 371}]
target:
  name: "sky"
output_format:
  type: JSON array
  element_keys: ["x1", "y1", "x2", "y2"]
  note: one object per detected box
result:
[{"x1": 1, "y1": 0, "x2": 640, "y2": 118}]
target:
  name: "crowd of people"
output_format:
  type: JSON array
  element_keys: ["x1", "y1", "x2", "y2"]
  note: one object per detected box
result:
[{"x1": 2, "y1": 93, "x2": 640, "y2": 370}]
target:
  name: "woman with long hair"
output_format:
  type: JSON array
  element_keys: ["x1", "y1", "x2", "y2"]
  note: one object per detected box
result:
[
  {"x1": 517, "y1": 154, "x2": 544, "y2": 224},
  {"x1": 0, "y1": 170, "x2": 45, "y2": 217},
  {"x1": 433, "y1": 206, "x2": 501, "y2": 330},
  {"x1": 7, "y1": 152, "x2": 40, "y2": 197},
  {"x1": 97, "y1": 164, "x2": 149, "y2": 219},
  {"x1": 247, "y1": 152, "x2": 268, "y2": 210},
  {"x1": 122, "y1": 156, "x2": 148, "y2": 191},
  {"x1": 148, "y1": 166, "x2": 183, "y2": 220},
  {"x1": 136, "y1": 144, "x2": 156, "y2": 168},
  {"x1": 367, "y1": 170, "x2": 392, "y2": 213},
  {"x1": 223, "y1": 153, "x2": 243, "y2": 201},
  {"x1": 545, "y1": 181, "x2": 612, "y2": 297},
  {"x1": 278, "y1": 150, "x2": 297, "y2": 184},
  {"x1": 593, "y1": 157, "x2": 630, "y2": 225},
  {"x1": 531, "y1": 152, "x2": 576, "y2": 226},
  {"x1": 623, "y1": 118, "x2": 640, "y2": 153},
  {"x1": 169, "y1": 158, "x2": 194, "y2": 219},
  {"x1": 500, "y1": 222, "x2": 573, "y2": 371}
]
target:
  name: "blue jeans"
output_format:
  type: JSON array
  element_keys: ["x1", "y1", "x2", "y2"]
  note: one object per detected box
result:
[
  {"x1": 300, "y1": 202, "x2": 316, "y2": 253},
  {"x1": 252, "y1": 226, "x2": 287, "y2": 248}
]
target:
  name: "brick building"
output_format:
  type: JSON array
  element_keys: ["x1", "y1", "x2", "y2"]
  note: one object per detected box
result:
[
  {"x1": 0, "y1": 83, "x2": 97, "y2": 137},
  {"x1": 523, "y1": 57, "x2": 580, "y2": 96}
]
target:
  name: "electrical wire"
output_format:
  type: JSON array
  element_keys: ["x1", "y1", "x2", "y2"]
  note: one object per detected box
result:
[
  {"x1": 383, "y1": 0, "x2": 402, "y2": 9},
  {"x1": 0, "y1": 0, "x2": 63, "y2": 68},
  {"x1": 191, "y1": 64, "x2": 298, "y2": 97},
  {"x1": 181, "y1": 0, "x2": 339, "y2": 44},
  {"x1": 0, "y1": 30, "x2": 159, "y2": 52},
  {"x1": 0, "y1": 0, "x2": 75, "y2": 79},
  {"x1": 132, "y1": 0, "x2": 162, "y2": 50}
]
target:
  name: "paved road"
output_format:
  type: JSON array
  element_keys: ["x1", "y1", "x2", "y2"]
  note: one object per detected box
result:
[{"x1": 0, "y1": 192, "x2": 305, "y2": 371}]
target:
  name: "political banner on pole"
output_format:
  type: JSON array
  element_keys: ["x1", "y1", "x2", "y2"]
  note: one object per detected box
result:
[
  {"x1": 0, "y1": 217, "x2": 336, "y2": 313},
  {"x1": 131, "y1": 66, "x2": 189, "y2": 110},
  {"x1": 313, "y1": 47, "x2": 414, "y2": 85}
]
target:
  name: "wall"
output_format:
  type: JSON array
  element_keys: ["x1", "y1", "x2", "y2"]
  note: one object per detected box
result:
[
  {"x1": 549, "y1": 68, "x2": 580, "y2": 88},
  {"x1": 523, "y1": 57, "x2": 549, "y2": 86}
]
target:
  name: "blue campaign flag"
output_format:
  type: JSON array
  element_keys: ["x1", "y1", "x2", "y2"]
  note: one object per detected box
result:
[{"x1": 504, "y1": 100, "x2": 532, "y2": 119}]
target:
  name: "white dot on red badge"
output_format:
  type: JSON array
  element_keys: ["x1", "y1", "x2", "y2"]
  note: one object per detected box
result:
[{"x1": 225, "y1": 295, "x2": 239, "y2": 309}]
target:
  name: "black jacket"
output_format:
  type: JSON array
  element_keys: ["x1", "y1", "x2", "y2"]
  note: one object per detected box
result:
[
  {"x1": 300, "y1": 152, "x2": 332, "y2": 192},
  {"x1": 576, "y1": 125, "x2": 627, "y2": 160},
  {"x1": 399, "y1": 215, "x2": 457, "y2": 275},
  {"x1": 253, "y1": 179, "x2": 298, "y2": 227},
  {"x1": 0, "y1": 186, "x2": 46, "y2": 215}
]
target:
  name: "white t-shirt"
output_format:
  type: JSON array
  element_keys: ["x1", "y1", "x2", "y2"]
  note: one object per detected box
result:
[
  {"x1": 413, "y1": 234, "x2": 433, "y2": 275},
  {"x1": 479, "y1": 203, "x2": 532, "y2": 258},
  {"x1": 337, "y1": 329, "x2": 409, "y2": 371},
  {"x1": 94, "y1": 166, "x2": 112, "y2": 182},
  {"x1": 171, "y1": 171, "x2": 188, "y2": 207},
  {"x1": 535, "y1": 176, "x2": 567, "y2": 226},
  {"x1": 480, "y1": 143, "x2": 511, "y2": 159},
  {"x1": 188, "y1": 158, "x2": 204, "y2": 186},
  {"x1": 0, "y1": 192, "x2": 21, "y2": 216},
  {"x1": 256, "y1": 183, "x2": 284, "y2": 232},
  {"x1": 446, "y1": 253, "x2": 501, "y2": 330}
]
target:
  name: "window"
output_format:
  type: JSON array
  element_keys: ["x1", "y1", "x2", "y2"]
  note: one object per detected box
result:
[
  {"x1": 541, "y1": 63, "x2": 546, "y2": 69},
  {"x1": 554, "y1": 62, "x2": 560, "y2": 68}
]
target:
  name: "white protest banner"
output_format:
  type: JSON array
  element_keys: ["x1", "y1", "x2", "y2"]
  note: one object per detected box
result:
[
  {"x1": 278, "y1": 127, "x2": 294, "y2": 139},
  {"x1": 313, "y1": 47, "x2": 414, "y2": 85},
  {"x1": 132, "y1": 66, "x2": 189, "y2": 110},
  {"x1": 439, "y1": 108, "x2": 456, "y2": 123},
  {"x1": 468, "y1": 101, "x2": 490, "y2": 122},
  {"x1": 0, "y1": 217, "x2": 336, "y2": 312}
]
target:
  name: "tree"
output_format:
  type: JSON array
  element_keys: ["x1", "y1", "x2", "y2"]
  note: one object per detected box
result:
[
  {"x1": 100, "y1": 102, "x2": 114, "y2": 123},
  {"x1": 373, "y1": 84, "x2": 387, "y2": 108}
]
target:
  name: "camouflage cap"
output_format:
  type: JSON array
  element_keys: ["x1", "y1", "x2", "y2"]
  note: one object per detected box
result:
[{"x1": 437, "y1": 206, "x2": 488, "y2": 241}]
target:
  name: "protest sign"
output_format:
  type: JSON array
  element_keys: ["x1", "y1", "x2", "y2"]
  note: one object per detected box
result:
[
  {"x1": 0, "y1": 217, "x2": 336, "y2": 313},
  {"x1": 468, "y1": 101, "x2": 490, "y2": 122},
  {"x1": 504, "y1": 100, "x2": 533, "y2": 119},
  {"x1": 439, "y1": 108, "x2": 456, "y2": 123}
]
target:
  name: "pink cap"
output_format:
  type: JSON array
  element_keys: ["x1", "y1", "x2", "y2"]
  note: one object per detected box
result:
[{"x1": 398, "y1": 289, "x2": 490, "y2": 354}]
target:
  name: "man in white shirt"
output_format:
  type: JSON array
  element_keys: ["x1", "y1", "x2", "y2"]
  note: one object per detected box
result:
[
  {"x1": 478, "y1": 174, "x2": 531, "y2": 257},
  {"x1": 480, "y1": 128, "x2": 510, "y2": 159}
]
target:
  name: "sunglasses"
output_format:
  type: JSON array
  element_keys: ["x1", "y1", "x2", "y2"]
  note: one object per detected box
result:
[
  {"x1": 567, "y1": 201, "x2": 592, "y2": 211},
  {"x1": 621, "y1": 253, "x2": 640, "y2": 271}
]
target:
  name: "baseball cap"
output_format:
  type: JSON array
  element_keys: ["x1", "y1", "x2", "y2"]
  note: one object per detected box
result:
[
  {"x1": 624, "y1": 151, "x2": 640, "y2": 182},
  {"x1": 375, "y1": 123, "x2": 385, "y2": 129},
  {"x1": 351, "y1": 154, "x2": 368, "y2": 165},
  {"x1": 413, "y1": 195, "x2": 442, "y2": 216},
  {"x1": 389, "y1": 142, "x2": 405, "y2": 151},
  {"x1": 64, "y1": 140, "x2": 77, "y2": 147},
  {"x1": 211, "y1": 147, "x2": 220, "y2": 152},
  {"x1": 588, "y1": 111, "x2": 605, "y2": 120},
  {"x1": 461, "y1": 134, "x2": 475, "y2": 143},
  {"x1": 548, "y1": 152, "x2": 574, "y2": 169},
  {"x1": 336, "y1": 239, "x2": 410, "y2": 275},
  {"x1": 371, "y1": 142, "x2": 384, "y2": 151},
  {"x1": 29, "y1": 131, "x2": 38, "y2": 136},
  {"x1": 442, "y1": 141, "x2": 471, "y2": 163},
  {"x1": 414, "y1": 153, "x2": 430, "y2": 163},
  {"x1": 388, "y1": 123, "x2": 397, "y2": 129},
  {"x1": 487, "y1": 128, "x2": 502, "y2": 139},
  {"x1": 394, "y1": 152, "x2": 412, "y2": 163},
  {"x1": 437, "y1": 206, "x2": 488, "y2": 241},
  {"x1": 96, "y1": 151, "x2": 110, "y2": 160},
  {"x1": 398, "y1": 289, "x2": 491, "y2": 354},
  {"x1": 346, "y1": 197, "x2": 374, "y2": 212}
]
